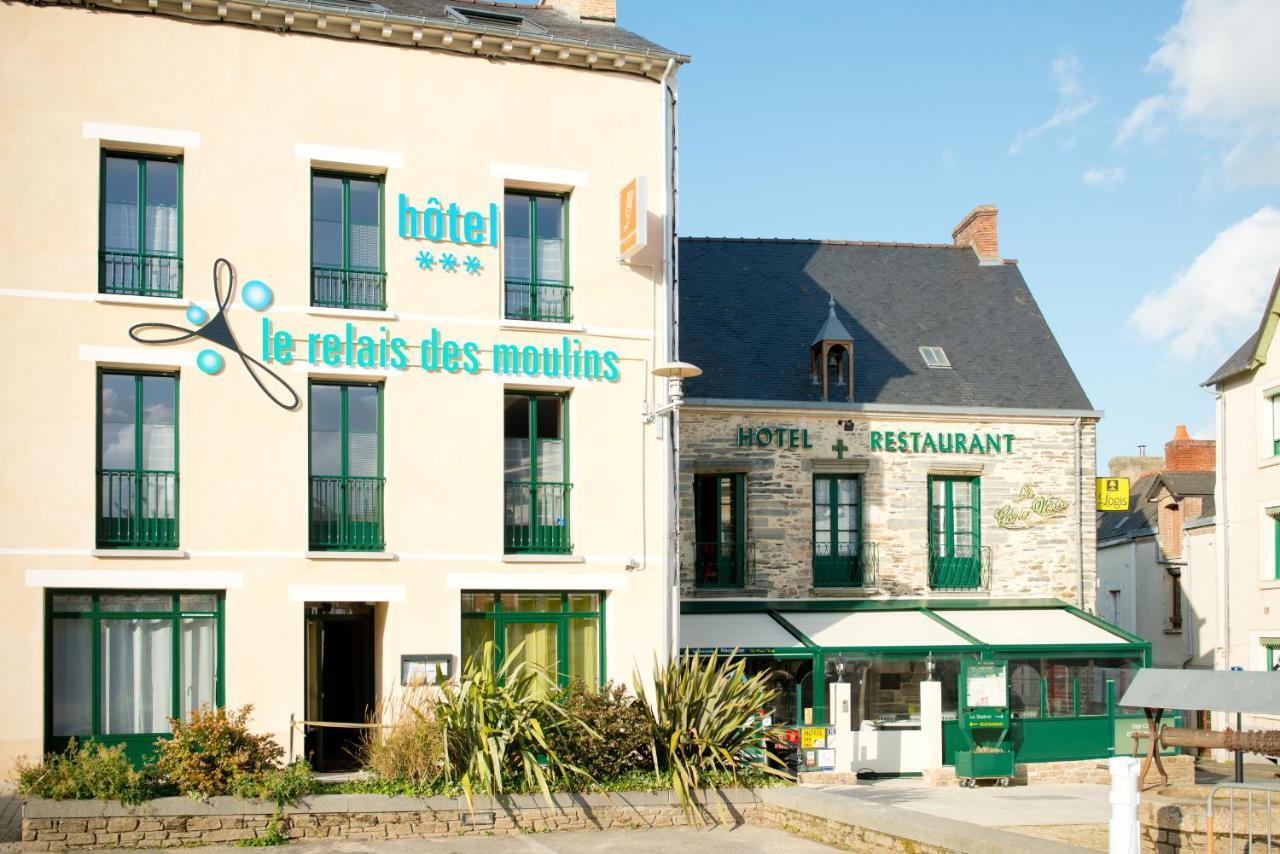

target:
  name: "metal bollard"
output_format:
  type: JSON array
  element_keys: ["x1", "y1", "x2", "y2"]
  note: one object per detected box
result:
[{"x1": 1109, "y1": 756, "x2": 1141, "y2": 854}]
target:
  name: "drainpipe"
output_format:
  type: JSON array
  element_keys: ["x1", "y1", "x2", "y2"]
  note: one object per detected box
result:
[
  {"x1": 1213, "y1": 389, "x2": 1228, "y2": 676},
  {"x1": 658, "y1": 57, "x2": 679, "y2": 663},
  {"x1": 1076, "y1": 417, "x2": 1085, "y2": 609}
]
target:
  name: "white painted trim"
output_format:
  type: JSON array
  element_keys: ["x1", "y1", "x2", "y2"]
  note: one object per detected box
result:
[
  {"x1": 295, "y1": 363, "x2": 395, "y2": 379},
  {"x1": 684, "y1": 398, "x2": 1104, "y2": 421},
  {"x1": 26, "y1": 569, "x2": 244, "y2": 589},
  {"x1": 305, "y1": 551, "x2": 397, "y2": 561},
  {"x1": 94, "y1": 294, "x2": 191, "y2": 309},
  {"x1": 397, "y1": 552, "x2": 500, "y2": 562},
  {"x1": 287, "y1": 584, "x2": 405, "y2": 602},
  {"x1": 0, "y1": 548, "x2": 92, "y2": 556},
  {"x1": 79, "y1": 345, "x2": 196, "y2": 368},
  {"x1": 306, "y1": 306, "x2": 399, "y2": 322},
  {"x1": 502, "y1": 554, "x2": 587, "y2": 564},
  {"x1": 500, "y1": 319, "x2": 587, "y2": 334},
  {"x1": 83, "y1": 121, "x2": 201, "y2": 149},
  {"x1": 445, "y1": 573, "x2": 629, "y2": 591},
  {"x1": 490, "y1": 162, "x2": 590, "y2": 188},
  {"x1": 186, "y1": 550, "x2": 301, "y2": 558},
  {"x1": 295, "y1": 143, "x2": 403, "y2": 170},
  {"x1": 91, "y1": 549, "x2": 188, "y2": 559},
  {"x1": 0, "y1": 288, "x2": 95, "y2": 302}
]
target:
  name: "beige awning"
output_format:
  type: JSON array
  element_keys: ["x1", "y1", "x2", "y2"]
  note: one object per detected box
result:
[
  {"x1": 785, "y1": 609, "x2": 974, "y2": 648},
  {"x1": 681, "y1": 612, "x2": 805, "y2": 651},
  {"x1": 939, "y1": 608, "x2": 1131, "y2": 646}
]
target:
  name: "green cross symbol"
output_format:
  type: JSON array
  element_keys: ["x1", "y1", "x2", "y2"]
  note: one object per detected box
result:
[{"x1": 832, "y1": 438, "x2": 849, "y2": 459}]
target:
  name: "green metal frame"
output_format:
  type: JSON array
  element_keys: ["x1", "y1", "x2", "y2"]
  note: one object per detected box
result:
[
  {"x1": 503, "y1": 190, "x2": 571, "y2": 323},
  {"x1": 927, "y1": 474, "x2": 983, "y2": 589},
  {"x1": 98, "y1": 150, "x2": 184, "y2": 298},
  {"x1": 693, "y1": 473, "x2": 747, "y2": 588},
  {"x1": 503, "y1": 393, "x2": 571, "y2": 554},
  {"x1": 307, "y1": 380, "x2": 385, "y2": 551},
  {"x1": 95, "y1": 369, "x2": 179, "y2": 549},
  {"x1": 460, "y1": 592, "x2": 605, "y2": 689},
  {"x1": 44, "y1": 590, "x2": 225, "y2": 765},
  {"x1": 310, "y1": 171, "x2": 387, "y2": 311},
  {"x1": 812, "y1": 473, "x2": 863, "y2": 587}
]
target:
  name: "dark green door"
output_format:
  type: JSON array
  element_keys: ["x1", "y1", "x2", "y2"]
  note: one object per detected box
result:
[{"x1": 813, "y1": 474, "x2": 862, "y2": 586}]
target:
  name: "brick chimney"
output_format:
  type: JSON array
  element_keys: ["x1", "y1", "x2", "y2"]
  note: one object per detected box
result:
[
  {"x1": 1164, "y1": 425, "x2": 1215, "y2": 472},
  {"x1": 540, "y1": 0, "x2": 616, "y2": 22},
  {"x1": 951, "y1": 204, "x2": 999, "y2": 261}
]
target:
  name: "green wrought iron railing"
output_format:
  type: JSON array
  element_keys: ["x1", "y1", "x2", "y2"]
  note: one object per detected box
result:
[
  {"x1": 813, "y1": 541, "x2": 878, "y2": 588},
  {"x1": 694, "y1": 540, "x2": 755, "y2": 588},
  {"x1": 311, "y1": 266, "x2": 387, "y2": 311},
  {"x1": 309, "y1": 475, "x2": 385, "y2": 551},
  {"x1": 928, "y1": 545, "x2": 991, "y2": 591},
  {"x1": 100, "y1": 251, "x2": 183, "y2": 298},
  {"x1": 504, "y1": 481, "x2": 571, "y2": 554},
  {"x1": 97, "y1": 470, "x2": 178, "y2": 548},
  {"x1": 504, "y1": 280, "x2": 572, "y2": 323}
]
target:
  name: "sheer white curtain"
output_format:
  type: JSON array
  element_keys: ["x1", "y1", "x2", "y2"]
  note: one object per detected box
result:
[
  {"x1": 52, "y1": 620, "x2": 93, "y2": 736},
  {"x1": 101, "y1": 619, "x2": 172, "y2": 734},
  {"x1": 181, "y1": 618, "x2": 216, "y2": 717}
]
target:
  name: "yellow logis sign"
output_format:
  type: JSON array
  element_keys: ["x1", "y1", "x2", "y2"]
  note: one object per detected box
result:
[
  {"x1": 618, "y1": 176, "x2": 647, "y2": 260},
  {"x1": 1096, "y1": 477, "x2": 1130, "y2": 512}
]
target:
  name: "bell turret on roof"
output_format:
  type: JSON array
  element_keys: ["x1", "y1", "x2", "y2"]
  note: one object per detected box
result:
[
  {"x1": 812, "y1": 295, "x2": 854, "y2": 345},
  {"x1": 810, "y1": 295, "x2": 853, "y2": 402}
]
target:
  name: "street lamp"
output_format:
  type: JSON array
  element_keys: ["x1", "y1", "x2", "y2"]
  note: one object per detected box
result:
[{"x1": 646, "y1": 360, "x2": 701, "y2": 421}]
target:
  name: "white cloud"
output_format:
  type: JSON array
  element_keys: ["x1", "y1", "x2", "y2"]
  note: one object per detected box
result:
[
  {"x1": 1083, "y1": 166, "x2": 1125, "y2": 188},
  {"x1": 1010, "y1": 52, "x2": 1098, "y2": 155},
  {"x1": 1129, "y1": 207, "x2": 1280, "y2": 357},
  {"x1": 1119, "y1": 0, "x2": 1280, "y2": 185}
]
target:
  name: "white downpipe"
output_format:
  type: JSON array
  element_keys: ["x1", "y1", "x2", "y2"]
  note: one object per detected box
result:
[
  {"x1": 1108, "y1": 756, "x2": 1141, "y2": 854},
  {"x1": 658, "y1": 57, "x2": 678, "y2": 663},
  {"x1": 1213, "y1": 389, "x2": 1228, "y2": 741},
  {"x1": 1076, "y1": 417, "x2": 1085, "y2": 609}
]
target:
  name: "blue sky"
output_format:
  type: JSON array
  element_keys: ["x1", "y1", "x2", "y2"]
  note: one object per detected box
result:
[{"x1": 618, "y1": 1, "x2": 1280, "y2": 466}]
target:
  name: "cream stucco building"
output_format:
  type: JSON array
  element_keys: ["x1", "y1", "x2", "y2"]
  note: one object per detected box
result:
[
  {"x1": 0, "y1": 0, "x2": 686, "y2": 770},
  {"x1": 1203, "y1": 271, "x2": 1280, "y2": 735}
]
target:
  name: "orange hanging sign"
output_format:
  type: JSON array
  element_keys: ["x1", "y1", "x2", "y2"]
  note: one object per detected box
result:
[{"x1": 618, "y1": 176, "x2": 647, "y2": 260}]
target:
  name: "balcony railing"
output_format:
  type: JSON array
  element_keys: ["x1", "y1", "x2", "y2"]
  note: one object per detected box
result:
[
  {"x1": 309, "y1": 475, "x2": 385, "y2": 551},
  {"x1": 311, "y1": 266, "x2": 387, "y2": 311},
  {"x1": 504, "y1": 481, "x2": 572, "y2": 554},
  {"x1": 100, "y1": 251, "x2": 182, "y2": 299},
  {"x1": 504, "y1": 280, "x2": 572, "y2": 324},
  {"x1": 694, "y1": 540, "x2": 755, "y2": 588},
  {"x1": 97, "y1": 470, "x2": 178, "y2": 549},
  {"x1": 928, "y1": 545, "x2": 992, "y2": 591},
  {"x1": 813, "y1": 541, "x2": 879, "y2": 588}
]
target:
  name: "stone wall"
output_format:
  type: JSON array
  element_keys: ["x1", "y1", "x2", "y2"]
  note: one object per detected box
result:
[
  {"x1": 1139, "y1": 789, "x2": 1277, "y2": 853},
  {"x1": 920, "y1": 755, "x2": 1194, "y2": 787},
  {"x1": 678, "y1": 408, "x2": 1098, "y2": 602},
  {"x1": 21, "y1": 790, "x2": 762, "y2": 850}
]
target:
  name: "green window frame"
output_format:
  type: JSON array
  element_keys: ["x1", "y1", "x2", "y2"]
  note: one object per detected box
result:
[
  {"x1": 503, "y1": 190, "x2": 571, "y2": 323},
  {"x1": 813, "y1": 474, "x2": 864, "y2": 587},
  {"x1": 308, "y1": 381, "x2": 385, "y2": 551},
  {"x1": 693, "y1": 473, "x2": 747, "y2": 588},
  {"x1": 45, "y1": 590, "x2": 224, "y2": 764},
  {"x1": 504, "y1": 392, "x2": 571, "y2": 554},
  {"x1": 99, "y1": 151, "x2": 183, "y2": 298},
  {"x1": 927, "y1": 475, "x2": 983, "y2": 590},
  {"x1": 96, "y1": 370, "x2": 179, "y2": 549},
  {"x1": 1270, "y1": 392, "x2": 1280, "y2": 457},
  {"x1": 1273, "y1": 513, "x2": 1280, "y2": 581},
  {"x1": 310, "y1": 171, "x2": 386, "y2": 311},
  {"x1": 460, "y1": 592, "x2": 604, "y2": 690}
]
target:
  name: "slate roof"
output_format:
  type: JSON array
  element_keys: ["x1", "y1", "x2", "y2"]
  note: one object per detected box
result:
[
  {"x1": 677, "y1": 238, "x2": 1093, "y2": 410},
  {"x1": 1096, "y1": 475, "x2": 1159, "y2": 544},
  {"x1": 343, "y1": 0, "x2": 680, "y2": 56},
  {"x1": 1152, "y1": 471, "x2": 1215, "y2": 500},
  {"x1": 1205, "y1": 267, "x2": 1280, "y2": 386}
]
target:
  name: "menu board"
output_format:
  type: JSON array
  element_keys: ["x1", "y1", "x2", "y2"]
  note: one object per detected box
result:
[{"x1": 965, "y1": 662, "x2": 1008, "y2": 708}]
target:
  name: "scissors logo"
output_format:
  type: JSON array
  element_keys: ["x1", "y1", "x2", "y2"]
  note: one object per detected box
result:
[{"x1": 128, "y1": 258, "x2": 301, "y2": 411}]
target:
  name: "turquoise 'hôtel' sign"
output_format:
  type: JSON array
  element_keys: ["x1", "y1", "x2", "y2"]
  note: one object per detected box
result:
[{"x1": 398, "y1": 194, "x2": 498, "y2": 246}]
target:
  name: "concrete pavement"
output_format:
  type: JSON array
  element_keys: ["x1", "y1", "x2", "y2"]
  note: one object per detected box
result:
[{"x1": 815, "y1": 778, "x2": 1111, "y2": 827}]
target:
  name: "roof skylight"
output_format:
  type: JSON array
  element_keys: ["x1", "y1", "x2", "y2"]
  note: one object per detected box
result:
[
  {"x1": 919, "y1": 346, "x2": 952, "y2": 369},
  {"x1": 445, "y1": 5, "x2": 547, "y2": 34}
]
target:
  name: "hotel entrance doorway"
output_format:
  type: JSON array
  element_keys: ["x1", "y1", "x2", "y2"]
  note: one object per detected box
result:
[{"x1": 304, "y1": 603, "x2": 375, "y2": 771}]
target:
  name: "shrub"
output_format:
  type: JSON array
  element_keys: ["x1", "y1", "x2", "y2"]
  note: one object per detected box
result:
[
  {"x1": 547, "y1": 681, "x2": 652, "y2": 782},
  {"x1": 635, "y1": 651, "x2": 790, "y2": 818},
  {"x1": 435, "y1": 640, "x2": 590, "y2": 806},
  {"x1": 358, "y1": 687, "x2": 448, "y2": 788},
  {"x1": 14, "y1": 739, "x2": 161, "y2": 805},
  {"x1": 229, "y1": 759, "x2": 315, "y2": 807},
  {"x1": 155, "y1": 705, "x2": 284, "y2": 798}
]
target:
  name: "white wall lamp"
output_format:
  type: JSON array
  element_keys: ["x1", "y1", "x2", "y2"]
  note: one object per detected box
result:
[{"x1": 644, "y1": 361, "x2": 701, "y2": 423}]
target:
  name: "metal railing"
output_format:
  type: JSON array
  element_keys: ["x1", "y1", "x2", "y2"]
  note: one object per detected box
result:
[
  {"x1": 97, "y1": 470, "x2": 178, "y2": 548},
  {"x1": 1205, "y1": 781, "x2": 1280, "y2": 854},
  {"x1": 311, "y1": 266, "x2": 387, "y2": 311},
  {"x1": 100, "y1": 251, "x2": 182, "y2": 298},
  {"x1": 813, "y1": 541, "x2": 879, "y2": 588},
  {"x1": 928, "y1": 545, "x2": 992, "y2": 591},
  {"x1": 309, "y1": 475, "x2": 385, "y2": 551},
  {"x1": 504, "y1": 280, "x2": 572, "y2": 323},
  {"x1": 694, "y1": 540, "x2": 756, "y2": 588},
  {"x1": 504, "y1": 481, "x2": 572, "y2": 554}
]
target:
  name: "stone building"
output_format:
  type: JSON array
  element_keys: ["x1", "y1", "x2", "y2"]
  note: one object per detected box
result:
[{"x1": 673, "y1": 206, "x2": 1149, "y2": 776}]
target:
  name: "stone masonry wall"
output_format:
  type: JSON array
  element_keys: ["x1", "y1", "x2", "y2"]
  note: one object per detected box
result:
[{"x1": 678, "y1": 409, "x2": 1098, "y2": 603}]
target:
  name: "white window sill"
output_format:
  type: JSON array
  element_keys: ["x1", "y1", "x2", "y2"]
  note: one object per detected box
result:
[
  {"x1": 501, "y1": 554, "x2": 586, "y2": 564},
  {"x1": 306, "y1": 306, "x2": 398, "y2": 321},
  {"x1": 306, "y1": 551, "x2": 398, "y2": 561},
  {"x1": 95, "y1": 294, "x2": 189, "y2": 309},
  {"x1": 1260, "y1": 580, "x2": 1280, "y2": 591},
  {"x1": 499, "y1": 319, "x2": 586, "y2": 334},
  {"x1": 92, "y1": 549, "x2": 188, "y2": 559},
  {"x1": 1260, "y1": 455, "x2": 1280, "y2": 469}
]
